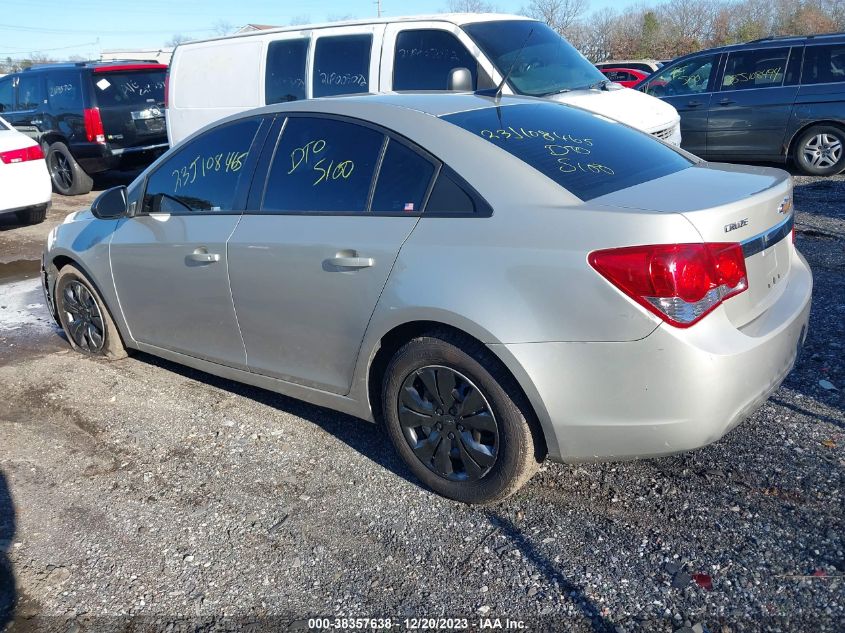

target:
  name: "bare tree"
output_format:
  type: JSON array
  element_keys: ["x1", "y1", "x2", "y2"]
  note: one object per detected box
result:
[
  {"x1": 288, "y1": 14, "x2": 311, "y2": 26},
  {"x1": 213, "y1": 20, "x2": 236, "y2": 36},
  {"x1": 165, "y1": 34, "x2": 194, "y2": 47},
  {"x1": 447, "y1": 0, "x2": 497, "y2": 11},
  {"x1": 523, "y1": 0, "x2": 588, "y2": 34}
]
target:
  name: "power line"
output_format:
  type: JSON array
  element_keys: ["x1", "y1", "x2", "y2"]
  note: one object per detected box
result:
[
  {"x1": 0, "y1": 22, "x2": 216, "y2": 35},
  {"x1": 0, "y1": 40, "x2": 99, "y2": 56}
]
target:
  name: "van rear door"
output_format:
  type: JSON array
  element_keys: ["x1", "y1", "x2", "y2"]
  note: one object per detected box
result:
[{"x1": 89, "y1": 64, "x2": 167, "y2": 151}]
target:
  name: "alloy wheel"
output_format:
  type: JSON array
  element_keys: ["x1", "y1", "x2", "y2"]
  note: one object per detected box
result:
[
  {"x1": 397, "y1": 365, "x2": 498, "y2": 481},
  {"x1": 803, "y1": 133, "x2": 843, "y2": 169},
  {"x1": 61, "y1": 281, "x2": 105, "y2": 352},
  {"x1": 50, "y1": 152, "x2": 73, "y2": 190}
]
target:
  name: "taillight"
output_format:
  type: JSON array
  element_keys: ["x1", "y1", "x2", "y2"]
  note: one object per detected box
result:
[
  {"x1": 0, "y1": 144, "x2": 44, "y2": 164},
  {"x1": 83, "y1": 107, "x2": 106, "y2": 144},
  {"x1": 164, "y1": 72, "x2": 170, "y2": 108},
  {"x1": 589, "y1": 242, "x2": 748, "y2": 328}
]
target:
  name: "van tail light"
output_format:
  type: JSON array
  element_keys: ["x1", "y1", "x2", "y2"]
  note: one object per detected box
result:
[
  {"x1": 164, "y1": 72, "x2": 170, "y2": 108},
  {"x1": 83, "y1": 107, "x2": 106, "y2": 144},
  {"x1": 0, "y1": 144, "x2": 44, "y2": 164},
  {"x1": 589, "y1": 242, "x2": 748, "y2": 328}
]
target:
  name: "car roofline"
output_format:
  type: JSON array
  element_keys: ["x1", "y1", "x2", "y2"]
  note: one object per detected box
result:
[{"x1": 173, "y1": 13, "x2": 532, "y2": 48}]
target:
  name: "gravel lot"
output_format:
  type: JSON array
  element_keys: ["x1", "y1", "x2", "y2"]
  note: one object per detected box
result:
[{"x1": 0, "y1": 169, "x2": 843, "y2": 633}]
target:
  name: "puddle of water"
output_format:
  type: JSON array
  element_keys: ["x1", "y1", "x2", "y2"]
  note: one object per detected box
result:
[{"x1": 0, "y1": 261, "x2": 53, "y2": 333}]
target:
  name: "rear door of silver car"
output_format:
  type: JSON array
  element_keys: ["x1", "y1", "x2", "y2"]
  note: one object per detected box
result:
[{"x1": 227, "y1": 115, "x2": 437, "y2": 394}]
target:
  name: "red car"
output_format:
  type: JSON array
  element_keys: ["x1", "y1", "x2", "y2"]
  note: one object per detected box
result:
[{"x1": 598, "y1": 67, "x2": 649, "y2": 88}]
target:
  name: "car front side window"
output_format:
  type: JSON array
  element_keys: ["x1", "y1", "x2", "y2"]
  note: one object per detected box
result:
[
  {"x1": 393, "y1": 29, "x2": 479, "y2": 90},
  {"x1": 643, "y1": 55, "x2": 717, "y2": 97},
  {"x1": 142, "y1": 117, "x2": 262, "y2": 214}
]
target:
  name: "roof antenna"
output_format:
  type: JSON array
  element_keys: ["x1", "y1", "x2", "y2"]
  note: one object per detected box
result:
[{"x1": 478, "y1": 28, "x2": 533, "y2": 102}]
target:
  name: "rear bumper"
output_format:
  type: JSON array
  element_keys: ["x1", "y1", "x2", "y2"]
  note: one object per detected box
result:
[
  {"x1": 74, "y1": 141, "x2": 168, "y2": 174},
  {"x1": 495, "y1": 248, "x2": 812, "y2": 462}
]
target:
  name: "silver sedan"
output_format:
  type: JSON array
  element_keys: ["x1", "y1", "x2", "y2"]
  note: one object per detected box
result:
[{"x1": 42, "y1": 94, "x2": 812, "y2": 503}]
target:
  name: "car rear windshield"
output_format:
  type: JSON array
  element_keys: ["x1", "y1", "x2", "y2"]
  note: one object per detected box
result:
[
  {"x1": 441, "y1": 102, "x2": 692, "y2": 201},
  {"x1": 91, "y1": 70, "x2": 165, "y2": 107}
]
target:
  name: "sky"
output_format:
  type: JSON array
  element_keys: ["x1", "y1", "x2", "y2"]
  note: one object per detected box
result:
[{"x1": 0, "y1": 0, "x2": 622, "y2": 60}]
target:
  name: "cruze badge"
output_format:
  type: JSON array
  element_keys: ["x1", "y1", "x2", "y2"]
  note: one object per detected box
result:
[
  {"x1": 777, "y1": 196, "x2": 792, "y2": 214},
  {"x1": 724, "y1": 218, "x2": 749, "y2": 233}
]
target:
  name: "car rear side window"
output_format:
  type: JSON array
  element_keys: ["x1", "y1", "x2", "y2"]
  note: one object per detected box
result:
[
  {"x1": 46, "y1": 72, "x2": 83, "y2": 110},
  {"x1": 802, "y1": 44, "x2": 845, "y2": 85},
  {"x1": 265, "y1": 39, "x2": 308, "y2": 103},
  {"x1": 92, "y1": 70, "x2": 165, "y2": 107},
  {"x1": 425, "y1": 169, "x2": 481, "y2": 215},
  {"x1": 143, "y1": 117, "x2": 262, "y2": 214},
  {"x1": 393, "y1": 29, "x2": 479, "y2": 90},
  {"x1": 263, "y1": 116, "x2": 384, "y2": 213},
  {"x1": 16, "y1": 75, "x2": 42, "y2": 110},
  {"x1": 721, "y1": 47, "x2": 789, "y2": 90},
  {"x1": 441, "y1": 102, "x2": 692, "y2": 201},
  {"x1": 371, "y1": 138, "x2": 435, "y2": 214},
  {"x1": 0, "y1": 78, "x2": 12, "y2": 112},
  {"x1": 313, "y1": 35, "x2": 372, "y2": 98}
]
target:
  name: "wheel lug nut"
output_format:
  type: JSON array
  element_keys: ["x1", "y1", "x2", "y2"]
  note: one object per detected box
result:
[
  {"x1": 457, "y1": 425, "x2": 463, "y2": 432},
  {"x1": 448, "y1": 432, "x2": 454, "y2": 439}
]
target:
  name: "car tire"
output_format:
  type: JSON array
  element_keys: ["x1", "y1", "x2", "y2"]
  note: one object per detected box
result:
[
  {"x1": 793, "y1": 125, "x2": 845, "y2": 176},
  {"x1": 54, "y1": 264, "x2": 127, "y2": 360},
  {"x1": 381, "y1": 330, "x2": 544, "y2": 504},
  {"x1": 14, "y1": 205, "x2": 47, "y2": 225},
  {"x1": 46, "y1": 142, "x2": 93, "y2": 195}
]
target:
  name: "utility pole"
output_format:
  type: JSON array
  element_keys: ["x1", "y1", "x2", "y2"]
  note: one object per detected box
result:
[{"x1": 374, "y1": 0, "x2": 382, "y2": 17}]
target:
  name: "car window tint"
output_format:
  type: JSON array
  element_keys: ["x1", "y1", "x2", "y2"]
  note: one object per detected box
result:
[
  {"x1": 263, "y1": 117, "x2": 384, "y2": 213},
  {"x1": 16, "y1": 75, "x2": 42, "y2": 110},
  {"x1": 143, "y1": 117, "x2": 261, "y2": 214},
  {"x1": 442, "y1": 102, "x2": 692, "y2": 202},
  {"x1": 265, "y1": 39, "x2": 308, "y2": 103},
  {"x1": 92, "y1": 71, "x2": 165, "y2": 106},
  {"x1": 46, "y1": 72, "x2": 83, "y2": 110},
  {"x1": 643, "y1": 55, "x2": 717, "y2": 97},
  {"x1": 371, "y1": 138, "x2": 435, "y2": 214},
  {"x1": 425, "y1": 170, "x2": 477, "y2": 215},
  {"x1": 802, "y1": 44, "x2": 845, "y2": 85},
  {"x1": 393, "y1": 29, "x2": 478, "y2": 90},
  {"x1": 721, "y1": 47, "x2": 789, "y2": 90},
  {"x1": 0, "y1": 78, "x2": 13, "y2": 112},
  {"x1": 312, "y1": 35, "x2": 372, "y2": 97}
]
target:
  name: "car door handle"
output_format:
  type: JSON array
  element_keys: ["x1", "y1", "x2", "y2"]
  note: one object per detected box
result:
[
  {"x1": 686, "y1": 100, "x2": 704, "y2": 107},
  {"x1": 325, "y1": 255, "x2": 375, "y2": 269},
  {"x1": 718, "y1": 98, "x2": 735, "y2": 106},
  {"x1": 186, "y1": 250, "x2": 220, "y2": 263}
]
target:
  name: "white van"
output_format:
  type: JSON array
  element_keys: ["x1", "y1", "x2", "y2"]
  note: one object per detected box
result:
[{"x1": 166, "y1": 14, "x2": 681, "y2": 146}]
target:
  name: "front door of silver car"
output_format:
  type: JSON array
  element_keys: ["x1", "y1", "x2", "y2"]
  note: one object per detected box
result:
[
  {"x1": 228, "y1": 115, "x2": 436, "y2": 394},
  {"x1": 109, "y1": 116, "x2": 269, "y2": 369}
]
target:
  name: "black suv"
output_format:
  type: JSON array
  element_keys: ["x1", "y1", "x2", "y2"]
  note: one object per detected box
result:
[
  {"x1": 636, "y1": 33, "x2": 845, "y2": 175},
  {"x1": 0, "y1": 61, "x2": 168, "y2": 195}
]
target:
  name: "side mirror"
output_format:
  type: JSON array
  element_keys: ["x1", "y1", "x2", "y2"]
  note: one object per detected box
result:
[
  {"x1": 91, "y1": 185, "x2": 128, "y2": 219},
  {"x1": 447, "y1": 67, "x2": 473, "y2": 92}
]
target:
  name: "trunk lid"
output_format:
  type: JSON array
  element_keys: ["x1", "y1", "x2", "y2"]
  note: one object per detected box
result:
[
  {"x1": 89, "y1": 66, "x2": 167, "y2": 150},
  {"x1": 595, "y1": 162, "x2": 794, "y2": 328}
]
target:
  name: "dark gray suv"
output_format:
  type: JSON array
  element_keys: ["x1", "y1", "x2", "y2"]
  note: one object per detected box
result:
[{"x1": 636, "y1": 33, "x2": 845, "y2": 175}]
